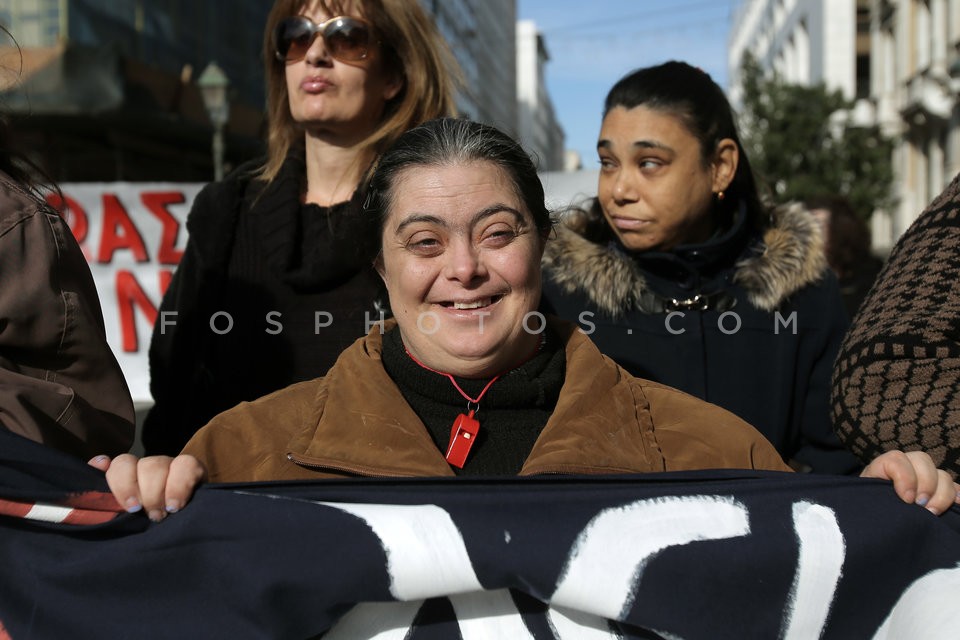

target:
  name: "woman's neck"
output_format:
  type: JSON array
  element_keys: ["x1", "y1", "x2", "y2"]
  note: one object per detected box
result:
[
  {"x1": 302, "y1": 133, "x2": 374, "y2": 207},
  {"x1": 402, "y1": 331, "x2": 545, "y2": 381},
  {"x1": 382, "y1": 326, "x2": 562, "y2": 407}
]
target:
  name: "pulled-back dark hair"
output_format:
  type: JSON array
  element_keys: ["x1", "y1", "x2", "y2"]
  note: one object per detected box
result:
[
  {"x1": 365, "y1": 117, "x2": 553, "y2": 250},
  {"x1": 604, "y1": 60, "x2": 764, "y2": 229}
]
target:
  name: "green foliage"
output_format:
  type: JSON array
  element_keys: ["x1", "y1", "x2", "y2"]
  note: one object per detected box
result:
[{"x1": 738, "y1": 53, "x2": 894, "y2": 220}]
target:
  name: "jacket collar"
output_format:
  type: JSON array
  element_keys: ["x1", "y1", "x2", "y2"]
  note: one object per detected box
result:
[
  {"x1": 285, "y1": 320, "x2": 665, "y2": 477},
  {"x1": 543, "y1": 200, "x2": 827, "y2": 316}
]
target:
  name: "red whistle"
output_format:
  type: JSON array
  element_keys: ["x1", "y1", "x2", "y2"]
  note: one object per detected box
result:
[{"x1": 445, "y1": 410, "x2": 480, "y2": 468}]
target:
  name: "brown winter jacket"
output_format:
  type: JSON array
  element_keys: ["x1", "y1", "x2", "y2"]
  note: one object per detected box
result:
[
  {"x1": 184, "y1": 320, "x2": 790, "y2": 481},
  {"x1": 0, "y1": 172, "x2": 134, "y2": 458}
]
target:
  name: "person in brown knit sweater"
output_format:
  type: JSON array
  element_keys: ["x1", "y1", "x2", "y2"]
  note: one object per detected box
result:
[{"x1": 832, "y1": 173, "x2": 960, "y2": 478}]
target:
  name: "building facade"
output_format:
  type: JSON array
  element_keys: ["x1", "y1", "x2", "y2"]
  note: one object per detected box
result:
[
  {"x1": 728, "y1": 0, "x2": 861, "y2": 106},
  {"x1": 869, "y1": 0, "x2": 960, "y2": 244},
  {"x1": 422, "y1": 0, "x2": 518, "y2": 137},
  {"x1": 0, "y1": 0, "x2": 530, "y2": 181},
  {"x1": 514, "y1": 20, "x2": 564, "y2": 172},
  {"x1": 728, "y1": 0, "x2": 960, "y2": 249},
  {"x1": 0, "y1": 0, "x2": 271, "y2": 181}
]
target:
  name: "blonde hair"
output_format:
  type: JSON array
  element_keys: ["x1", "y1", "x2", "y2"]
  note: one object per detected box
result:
[{"x1": 258, "y1": 0, "x2": 460, "y2": 183}]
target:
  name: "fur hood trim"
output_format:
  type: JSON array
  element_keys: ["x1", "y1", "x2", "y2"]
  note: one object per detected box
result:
[{"x1": 542, "y1": 202, "x2": 827, "y2": 315}]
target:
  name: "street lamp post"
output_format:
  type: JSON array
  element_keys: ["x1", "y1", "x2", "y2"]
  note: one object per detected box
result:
[{"x1": 197, "y1": 62, "x2": 230, "y2": 181}]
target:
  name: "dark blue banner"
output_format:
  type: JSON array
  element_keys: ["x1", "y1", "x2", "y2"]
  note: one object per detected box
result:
[{"x1": 1, "y1": 430, "x2": 959, "y2": 639}]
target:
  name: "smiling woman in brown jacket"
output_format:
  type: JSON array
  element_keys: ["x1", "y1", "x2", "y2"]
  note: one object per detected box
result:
[
  {"x1": 184, "y1": 318, "x2": 787, "y2": 482},
  {"x1": 94, "y1": 119, "x2": 959, "y2": 522}
]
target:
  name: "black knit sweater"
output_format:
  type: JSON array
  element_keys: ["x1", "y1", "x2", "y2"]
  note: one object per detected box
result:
[
  {"x1": 143, "y1": 156, "x2": 384, "y2": 455},
  {"x1": 214, "y1": 191, "x2": 382, "y2": 403},
  {"x1": 380, "y1": 326, "x2": 566, "y2": 476}
]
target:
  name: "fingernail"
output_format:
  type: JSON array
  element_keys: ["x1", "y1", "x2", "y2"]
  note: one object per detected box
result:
[
  {"x1": 148, "y1": 510, "x2": 165, "y2": 523},
  {"x1": 91, "y1": 455, "x2": 109, "y2": 464},
  {"x1": 165, "y1": 502, "x2": 180, "y2": 514},
  {"x1": 926, "y1": 505, "x2": 940, "y2": 516},
  {"x1": 916, "y1": 494, "x2": 929, "y2": 507},
  {"x1": 124, "y1": 497, "x2": 142, "y2": 513}
]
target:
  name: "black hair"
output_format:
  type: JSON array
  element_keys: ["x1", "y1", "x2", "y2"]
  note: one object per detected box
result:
[{"x1": 365, "y1": 117, "x2": 553, "y2": 249}]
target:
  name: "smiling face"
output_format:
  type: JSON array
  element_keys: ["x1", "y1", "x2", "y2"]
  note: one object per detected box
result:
[
  {"x1": 597, "y1": 105, "x2": 737, "y2": 253},
  {"x1": 377, "y1": 161, "x2": 546, "y2": 378},
  {"x1": 284, "y1": 1, "x2": 401, "y2": 141}
]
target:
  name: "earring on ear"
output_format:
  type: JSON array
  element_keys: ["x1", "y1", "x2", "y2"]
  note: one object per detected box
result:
[{"x1": 716, "y1": 191, "x2": 725, "y2": 201}]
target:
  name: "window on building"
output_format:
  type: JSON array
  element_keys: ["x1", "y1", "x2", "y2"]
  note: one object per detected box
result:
[
  {"x1": 856, "y1": 2, "x2": 872, "y2": 99},
  {"x1": 913, "y1": 0, "x2": 932, "y2": 71},
  {"x1": 856, "y1": 54, "x2": 871, "y2": 99},
  {"x1": 881, "y1": 18, "x2": 896, "y2": 94},
  {"x1": 796, "y1": 19, "x2": 809, "y2": 85}
]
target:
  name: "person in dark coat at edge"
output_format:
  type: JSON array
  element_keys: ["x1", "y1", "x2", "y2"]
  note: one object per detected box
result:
[
  {"x1": 540, "y1": 61, "x2": 860, "y2": 474},
  {"x1": 141, "y1": 0, "x2": 459, "y2": 455},
  {"x1": 0, "y1": 27, "x2": 134, "y2": 458}
]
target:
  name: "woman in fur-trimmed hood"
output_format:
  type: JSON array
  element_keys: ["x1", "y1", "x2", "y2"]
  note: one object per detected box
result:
[{"x1": 541, "y1": 61, "x2": 859, "y2": 474}]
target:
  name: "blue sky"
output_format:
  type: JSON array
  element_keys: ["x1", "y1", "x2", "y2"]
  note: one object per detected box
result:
[{"x1": 517, "y1": 0, "x2": 742, "y2": 168}]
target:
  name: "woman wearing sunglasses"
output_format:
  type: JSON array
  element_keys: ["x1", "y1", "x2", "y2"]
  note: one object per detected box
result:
[
  {"x1": 541, "y1": 61, "x2": 858, "y2": 475},
  {"x1": 141, "y1": 0, "x2": 458, "y2": 456}
]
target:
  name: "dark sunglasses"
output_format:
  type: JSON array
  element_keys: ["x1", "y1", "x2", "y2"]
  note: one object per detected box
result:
[{"x1": 273, "y1": 15, "x2": 376, "y2": 63}]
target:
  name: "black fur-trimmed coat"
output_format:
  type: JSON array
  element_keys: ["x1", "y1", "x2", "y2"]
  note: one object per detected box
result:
[{"x1": 541, "y1": 200, "x2": 859, "y2": 474}]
